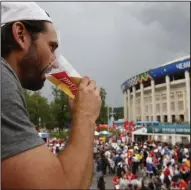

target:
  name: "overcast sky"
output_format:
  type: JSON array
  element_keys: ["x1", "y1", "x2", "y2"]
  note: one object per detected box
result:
[{"x1": 37, "y1": 2, "x2": 190, "y2": 107}]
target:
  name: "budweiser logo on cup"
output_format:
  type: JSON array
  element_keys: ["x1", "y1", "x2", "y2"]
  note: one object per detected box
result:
[{"x1": 45, "y1": 55, "x2": 81, "y2": 99}]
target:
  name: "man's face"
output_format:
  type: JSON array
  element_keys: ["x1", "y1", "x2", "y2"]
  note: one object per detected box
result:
[{"x1": 18, "y1": 22, "x2": 58, "y2": 91}]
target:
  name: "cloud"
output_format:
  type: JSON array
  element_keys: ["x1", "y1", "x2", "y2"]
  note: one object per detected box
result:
[{"x1": 37, "y1": 2, "x2": 190, "y2": 107}]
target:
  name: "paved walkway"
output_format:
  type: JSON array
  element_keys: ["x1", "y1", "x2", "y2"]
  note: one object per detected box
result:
[
  {"x1": 91, "y1": 173, "x2": 114, "y2": 189},
  {"x1": 91, "y1": 162, "x2": 115, "y2": 189}
]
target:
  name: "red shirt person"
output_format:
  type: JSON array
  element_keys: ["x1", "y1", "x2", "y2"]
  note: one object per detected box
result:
[
  {"x1": 179, "y1": 180, "x2": 188, "y2": 190},
  {"x1": 126, "y1": 171, "x2": 135, "y2": 183},
  {"x1": 112, "y1": 176, "x2": 119, "y2": 185}
]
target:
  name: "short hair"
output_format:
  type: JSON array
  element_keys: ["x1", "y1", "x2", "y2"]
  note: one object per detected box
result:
[{"x1": 1, "y1": 20, "x2": 48, "y2": 58}]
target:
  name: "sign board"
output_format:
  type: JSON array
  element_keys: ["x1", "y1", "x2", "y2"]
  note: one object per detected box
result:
[{"x1": 147, "y1": 125, "x2": 190, "y2": 135}]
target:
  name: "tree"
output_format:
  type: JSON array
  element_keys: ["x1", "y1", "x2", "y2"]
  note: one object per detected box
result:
[
  {"x1": 96, "y1": 88, "x2": 108, "y2": 125},
  {"x1": 24, "y1": 90, "x2": 51, "y2": 128},
  {"x1": 114, "y1": 107, "x2": 124, "y2": 120},
  {"x1": 24, "y1": 86, "x2": 109, "y2": 131},
  {"x1": 51, "y1": 86, "x2": 72, "y2": 133}
]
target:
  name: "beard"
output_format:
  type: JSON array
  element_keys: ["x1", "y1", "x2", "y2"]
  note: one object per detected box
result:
[{"x1": 18, "y1": 43, "x2": 47, "y2": 91}]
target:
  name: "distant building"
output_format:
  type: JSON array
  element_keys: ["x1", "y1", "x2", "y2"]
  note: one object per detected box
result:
[{"x1": 121, "y1": 55, "x2": 190, "y2": 123}]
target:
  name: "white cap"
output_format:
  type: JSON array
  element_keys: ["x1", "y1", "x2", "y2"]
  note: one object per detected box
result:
[{"x1": 1, "y1": 2, "x2": 52, "y2": 27}]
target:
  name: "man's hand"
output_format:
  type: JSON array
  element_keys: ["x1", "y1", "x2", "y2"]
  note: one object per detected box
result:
[
  {"x1": 70, "y1": 76, "x2": 102, "y2": 123},
  {"x1": 59, "y1": 76, "x2": 102, "y2": 189}
]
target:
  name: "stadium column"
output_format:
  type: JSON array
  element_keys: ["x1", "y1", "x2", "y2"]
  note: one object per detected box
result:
[
  {"x1": 133, "y1": 86, "x2": 136, "y2": 122},
  {"x1": 124, "y1": 90, "x2": 127, "y2": 120},
  {"x1": 140, "y1": 83, "x2": 145, "y2": 121},
  {"x1": 185, "y1": 71, "x2": 190, "y2": 123},
  {"x1": 151, "y1": 80, "x2": 156, "y2": 121},
  {"x1": 166, "y1": 75, "x2": 172, "y2": 123},
  {"x1": 174, "y1": 92, "x2": 179, "y2": 122},
  {"x1": 128, "y1": 89, "x2": 131, "y2": 121}
]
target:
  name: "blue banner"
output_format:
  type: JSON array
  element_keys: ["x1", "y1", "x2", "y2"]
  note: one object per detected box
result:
[
  {"x1": 121, "y1": 57, "x2": 190, "y2": 92},
  {"x1": 149, "y1": 58, "x2": 190, "y2": 79},
  {"x1": 147, "y1": 124, "x2": 190, "y2": 134}
]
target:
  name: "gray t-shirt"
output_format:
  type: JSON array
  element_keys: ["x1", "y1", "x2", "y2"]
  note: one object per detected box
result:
[{"x1": 1, "y1": 58, "x2": 45, "y2": 160}]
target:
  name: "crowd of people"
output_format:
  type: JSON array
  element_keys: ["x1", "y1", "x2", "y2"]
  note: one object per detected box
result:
[
  {"x1": 46, "y1": 138, "x2": 65, "y2": 156},
  {"x1": 44, "y1": 136, "x2": 190, "y2": 190},
  {"x1": 94, "y1": 137, "x2": 190, "y2": 190}
]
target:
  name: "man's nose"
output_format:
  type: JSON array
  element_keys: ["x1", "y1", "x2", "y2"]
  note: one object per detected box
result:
[
  {"x1": 52, "y1": 60, "x2": 59, "y2": 69},
  {"x1": 51, "y1": 55, "x2": 59, "y2": 69}
]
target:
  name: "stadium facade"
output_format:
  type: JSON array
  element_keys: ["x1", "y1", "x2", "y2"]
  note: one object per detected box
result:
[{"x1": 121, "y1": 55, "x2": 190, "y2": 124}]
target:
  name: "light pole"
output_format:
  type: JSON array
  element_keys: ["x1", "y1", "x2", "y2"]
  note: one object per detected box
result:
[
  {"x1": 110, "y1": 107, "x2": 116, "y2": 125},
  {"x1": 107, "y1": 105, "x2": 110, "y2": 126},
  {"x1": 107, "y1": 105, "x2": 116, "y2": 132}
]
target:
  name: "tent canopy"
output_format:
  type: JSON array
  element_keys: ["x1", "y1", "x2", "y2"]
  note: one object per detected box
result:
[
  {"x1": 100, "y1": 131, "x2": 110, "y2": 135},
  {"x1": 135, "y1": 121, "x2": 160, "y2": 125},
  {"x1": 94, "y1": 131, "x2": 100, "y2": 136},
  {"x1": 38, "y1": 132, "x2": 50, "y2": 138},
  {"x1": 113, "y1": 120, "x2": 125, "y2": 125}
]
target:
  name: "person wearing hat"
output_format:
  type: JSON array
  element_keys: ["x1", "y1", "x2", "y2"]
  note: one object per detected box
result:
[{"x1": 1, "y1": 2, "x2": 102, "y2": 189}]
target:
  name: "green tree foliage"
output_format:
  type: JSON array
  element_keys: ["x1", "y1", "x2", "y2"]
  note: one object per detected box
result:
[
  {"x1": 24, "y1": 86, "x2": 109, "y2": 131},
  {"x1": 96, "y1": 88, "x2": 108, "y2": 125},
  {"x1": 51, "y1": 86, "x2": 72, "y2": 132},
  {"x1": 51, "y1": 130, "x2": 70, "y2": 139},
  {"x1": 24, "y1": 90, "x2": 52, "y2": 128},
  {"x1": 114, "y1": 107, "x2": 124, "y2": 120}
]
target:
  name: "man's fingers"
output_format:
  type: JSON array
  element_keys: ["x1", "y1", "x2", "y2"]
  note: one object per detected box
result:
[
  {"x1": 79, "y1": 77, "x2": 100, "y2": 95},
  {"x1": 88, "y1": 80, "x2": 96, "y2": 89},
  {"x1": 95, "y1": 87, "x2": 101, "y2": 96},
  {"x1": 80, "y1": 76, "x2": 90, "y2": 86}
]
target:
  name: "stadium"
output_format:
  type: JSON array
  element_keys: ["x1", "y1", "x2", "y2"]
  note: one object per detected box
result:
[{"x1": 121, "y1": 55, "x2": 190, "y2": 144}]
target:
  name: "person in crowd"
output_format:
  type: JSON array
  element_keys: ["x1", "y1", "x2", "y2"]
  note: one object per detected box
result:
[
  {"x1": 97, "y1": 175, "x2": 106, "y2": 190},
  {"x1": 112, "y1": 175, "x2": 120, "y2": 190},
  {"x1": 126, "y1": 170, "x2": 135, "y2": 183},
  {"x1": 146, "y1": 153, "x2": 154, "y2": 178},
  {"x1": 108, "y1": 154, "x2": 115, "y2": 174},
  {"x1": 119, "y1": 172, "x2": 128, "y2": 190},
  {"x1": 153, "y1": 176, "x2": 163, "y2": 190},
  {"x1": 116, "y1": 159, "x2": 126, "y2": 178},
  {"x1": 163, "y1": 162, "x2": 171, "y2": 190},
  {"x1": 132, "y1": 153, "x2": 139, "y2": 175},
  {"x1": 96, "y1": 156, "x2": 103, "y2": 183},
  {"x1": 101, "y1": 154, "x2": 108, "y2": 175},
  {"x1": 152, "y1": 153, "x2": 159, "y2": 175}
]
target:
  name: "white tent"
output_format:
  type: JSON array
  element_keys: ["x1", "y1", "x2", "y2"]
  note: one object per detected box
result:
[
  {"x1": 38, "y1": 132, "x2": 50, "y2": 138},
  {"x1": 100, "y1": 131, "x2": 109, "y2": 135},
  {"x1": 38, "y1": 132, "x2": 50, "y2": 143},
  {"x1": 94, "y1": 131, "x2": 100, "y2": 136}
]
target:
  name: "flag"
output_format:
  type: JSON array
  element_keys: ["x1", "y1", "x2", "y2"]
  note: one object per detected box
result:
[
  {"x1": 124, "y1": 120, "x2": 129, "y2": 131},
  {"x1": 129, "y1": 121, "x2": 134, "y2": 136},
  {"x1": 113, "y1": 121, "x2": 117, "y2": 129}
]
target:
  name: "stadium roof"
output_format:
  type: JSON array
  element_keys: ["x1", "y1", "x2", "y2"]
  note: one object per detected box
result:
[
  {"x1": 121, "y1": 55, "x2": 190, "y2": 92},
  {"x1": 160, "y1": 55, "x2": 190, "y2": 67}
]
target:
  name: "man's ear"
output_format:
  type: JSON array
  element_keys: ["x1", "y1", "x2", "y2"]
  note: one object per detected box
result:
[{"x1": 12, "y1": 21, "x2": 30, "y2": 51}]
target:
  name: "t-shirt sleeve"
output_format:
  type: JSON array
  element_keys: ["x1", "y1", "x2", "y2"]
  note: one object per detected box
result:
[{"x1": 1, "y1": 67, "x2": 45, "y2": 160}]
